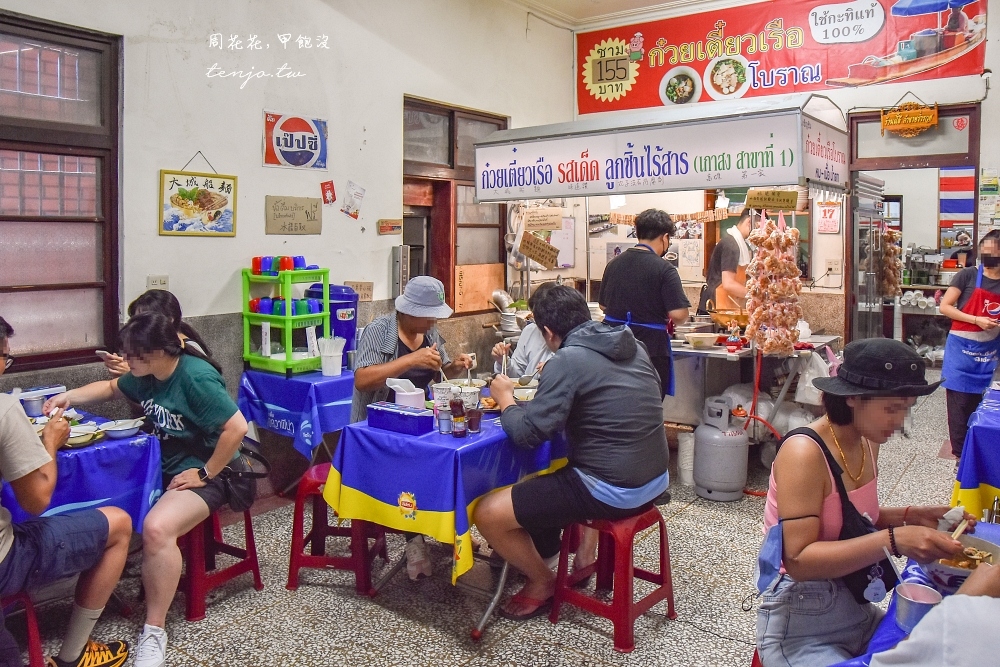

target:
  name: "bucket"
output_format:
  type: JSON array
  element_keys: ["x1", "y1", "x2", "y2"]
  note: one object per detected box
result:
[
  {"x1": 678, "y1": 432, "x2": 695, "y2": 486},
  {"x1": 894, "y1": 583, "x2": 942, "y2": 633},
  {"x1": 305, "y1": 284, "x2": 359, "y2": 368}
]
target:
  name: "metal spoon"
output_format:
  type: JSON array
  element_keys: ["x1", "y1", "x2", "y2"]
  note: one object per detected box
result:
[{"x1": 518, "y1": 368, "x2": 540, "y2": 386}]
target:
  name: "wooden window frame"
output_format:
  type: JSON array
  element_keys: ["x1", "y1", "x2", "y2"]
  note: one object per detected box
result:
[
  {"x1": 403, "y1": 98, "x2": 507, "y2": 311},
  {"x1": 0, "y1": 11, "x2": 121, "y2": 372},
  {"x1": 845, "y1": 103, "x2": 980, "y2": 343}
]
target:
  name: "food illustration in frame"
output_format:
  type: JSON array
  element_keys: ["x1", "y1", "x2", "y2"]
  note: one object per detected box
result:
[{"x1": 159, "y1": 169, "x2": 237, "y2": 237}]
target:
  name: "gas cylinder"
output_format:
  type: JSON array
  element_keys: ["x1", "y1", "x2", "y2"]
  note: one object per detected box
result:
[{"x1": 693, "y1": 396, "x2": 749, "y2": 502}]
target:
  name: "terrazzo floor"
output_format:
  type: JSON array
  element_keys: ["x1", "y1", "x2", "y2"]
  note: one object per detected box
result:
[{"x1": 15, "y1": 371, "x2": 959, "y2": 666}]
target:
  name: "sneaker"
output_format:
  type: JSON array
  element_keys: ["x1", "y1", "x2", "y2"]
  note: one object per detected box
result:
[
  {"x1": 654, "y1": 490, "x2": 671, "y2": 506},
  {"x1": 133, "y1": 625, "x2": 167, "y2": 667},
  {"x1": 405, "y1": 535, "x2": 433, "y2": 580},
  {"x1": 46, "y1": 640, "x2": 129, "y2": 667}
]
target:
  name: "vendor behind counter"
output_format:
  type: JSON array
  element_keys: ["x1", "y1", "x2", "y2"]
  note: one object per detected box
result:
[{"x1": 698, "y1": 208, "x2": 754, "y2": 314}]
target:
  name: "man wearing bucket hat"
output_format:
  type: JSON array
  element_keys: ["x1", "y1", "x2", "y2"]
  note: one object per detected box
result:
[
  {"x1": 351, "y1": 276, "x2": 472, "y2": 579},
  {"x1": 756, "y1": 339, "x2": 975, "y2": 667}
]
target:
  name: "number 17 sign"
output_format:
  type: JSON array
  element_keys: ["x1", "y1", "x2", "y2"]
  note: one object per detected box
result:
[{"x1": 817, "y1": 201, "x2": 841, "y2": 234}]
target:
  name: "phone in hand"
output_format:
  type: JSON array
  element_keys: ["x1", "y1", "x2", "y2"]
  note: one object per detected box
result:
[{"x1": 95, "y1": 350, "x2": 112, "y2": 360}]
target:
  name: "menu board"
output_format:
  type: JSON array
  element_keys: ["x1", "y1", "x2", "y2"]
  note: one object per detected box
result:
[{"x1": 518, "y1": 232, "x2": 560, "y2": 270}]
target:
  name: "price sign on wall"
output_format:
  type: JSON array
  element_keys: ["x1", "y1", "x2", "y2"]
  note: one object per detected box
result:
[
  {"x1": 746, "y1": 189, "x2": 800, "y2": 211},
  {"x1": 523, "y1": 207, "x2": 563, "y2": 231},
  {"x1": 345, "y1": 281, "x2": 374, "y2": 302},
  {"x1": 816, "y1": 201, "x2": 841, "y2": 234}
]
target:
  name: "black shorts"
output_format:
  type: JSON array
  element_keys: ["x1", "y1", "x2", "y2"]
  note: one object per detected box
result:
[
  {"x1": 511, "y1": 466, "x2": 653, "y2": 532},
  {"x1": 164, "y1": 462, "x2": 256, "y2": 514}
]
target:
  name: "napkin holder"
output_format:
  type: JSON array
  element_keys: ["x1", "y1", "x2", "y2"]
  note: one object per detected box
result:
[{"x1": 367, "y1": 402, "x2": 435, "y2": 436}]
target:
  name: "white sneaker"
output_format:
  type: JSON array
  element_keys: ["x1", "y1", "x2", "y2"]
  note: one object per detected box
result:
[
  {"x1": 133, "y1": 624, "x2": 167, "y2": 667},
  {"x1": 405, "y1": 535, "x2": 433, "y2": 580}
]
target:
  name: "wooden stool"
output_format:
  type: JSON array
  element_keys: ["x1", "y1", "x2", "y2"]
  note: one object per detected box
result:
[
  {"x1": 286, "y1": 463, "x2": 387, "y2": 594},
  {"x1": 549, "y1": 506, "x2": 677, "y2": 653},
  {"x1": 179, "y1": 510, "x2": 263, "y2": 622},
  {"x1": 1, "y1": 592, "x2": 43, "y2": 667}
]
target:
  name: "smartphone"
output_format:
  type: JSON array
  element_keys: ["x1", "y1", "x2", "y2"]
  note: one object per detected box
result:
[{"x1": 95, "y1": 350, "x2": 112, "y2": 360}]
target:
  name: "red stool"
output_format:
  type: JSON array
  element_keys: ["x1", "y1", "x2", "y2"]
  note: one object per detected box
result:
[
  {"x1": 751, "y1": 649, "x2": 763, "y2": 666},
  {"x1": 549, "y1": 506, "x2": 677, "y2": 653},
  {"x1": 1, "y1": 592, "x2": 43, "y2": 667},
  {"x1": 286, "y1": 463, "x2": 388, "y2": 595},
  {"x1": 179, "y1": 510, "x2": 263, "y2": 622}
]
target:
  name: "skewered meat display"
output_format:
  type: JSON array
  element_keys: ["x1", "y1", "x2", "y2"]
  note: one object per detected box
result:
[
  {"x1": 881, "y1": 228, "x2": 903, "y2": 297},
  {"x1": 745, "y1": 214, "x2": 802, "y2": 355}
]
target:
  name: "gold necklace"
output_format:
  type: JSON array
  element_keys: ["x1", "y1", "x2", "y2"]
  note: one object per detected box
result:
[{"x1": 827, "y1": 418, "x2": 866, "y2": 484}]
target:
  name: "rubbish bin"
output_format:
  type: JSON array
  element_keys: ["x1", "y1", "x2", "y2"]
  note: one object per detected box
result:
[{"x1": 305, "y1": 283, "x2": 358, "y2": 369}]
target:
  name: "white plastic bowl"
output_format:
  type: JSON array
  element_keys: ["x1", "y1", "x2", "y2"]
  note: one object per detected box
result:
[
  {"x1": 685, "y1": 333, "x2": 719, "y2": 349},
  {"x1": 919, "y1": 533, "x2": 997, "y2": 594},
  {"x1": 98, "y1": 420, "x2": 142, "y2": 439}
]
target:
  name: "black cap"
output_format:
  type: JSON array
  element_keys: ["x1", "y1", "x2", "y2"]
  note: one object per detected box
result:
[{"x1": 813, "y1": 338, "x2": 942, "y2": 397}]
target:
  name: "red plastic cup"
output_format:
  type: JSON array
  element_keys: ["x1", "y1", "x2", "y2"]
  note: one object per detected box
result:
[
  {"x1": 280, "y1": 256, "x2": 294, "y2": 271},
  {"x1": 249, "y1": 298, "x2": 260, "y2": 313},
  {"x1": 251, "y1": 256, "x2": 262, "y2": 275}
]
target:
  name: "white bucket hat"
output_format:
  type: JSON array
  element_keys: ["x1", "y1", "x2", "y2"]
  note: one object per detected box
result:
[{"x1": 395, "y1": 276, "x2": 453, "y2": 319}]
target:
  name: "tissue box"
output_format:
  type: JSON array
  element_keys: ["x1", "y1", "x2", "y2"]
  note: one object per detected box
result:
[{"x1": 366, "y1": 402, "x2": 435, "y2": 436}]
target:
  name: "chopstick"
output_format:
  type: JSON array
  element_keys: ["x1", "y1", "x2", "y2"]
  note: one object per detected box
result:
[
  {"x1": 952, "y1": 519, "x2": 970, "y2": 540},
  {"x1": 501, "y1": 353, "x2": 507, "y2": 376}
]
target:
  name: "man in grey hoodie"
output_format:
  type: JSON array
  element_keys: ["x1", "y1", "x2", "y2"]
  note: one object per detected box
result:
[{"x1": 474, "y1": 286, "x2": 669, "y2": 620}]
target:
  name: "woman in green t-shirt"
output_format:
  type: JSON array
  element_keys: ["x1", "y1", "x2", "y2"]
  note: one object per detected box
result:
[{"x1": 44, "y1": 312, "x2": 249, "y2": 667}]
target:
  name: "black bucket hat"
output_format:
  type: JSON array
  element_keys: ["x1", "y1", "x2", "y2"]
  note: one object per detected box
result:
[{"x1": 813, "y1": 338, "x2": 942, "y2": 397}]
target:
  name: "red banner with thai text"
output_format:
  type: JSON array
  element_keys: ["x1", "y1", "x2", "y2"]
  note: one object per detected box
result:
[{"x1": 576, "y1": 0, "x2": 986, "y2": 114}]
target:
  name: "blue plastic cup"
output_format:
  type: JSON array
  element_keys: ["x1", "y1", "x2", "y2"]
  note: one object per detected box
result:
[
  {"x1": 261, "y1": 256, "x2": 274, "y2": 273},
  {"x1": 259, "y1": 297, "x2": 273, "y2": 315},
  {"x1": 293, "y1": 255, "x2": 306, "y2": 270}
]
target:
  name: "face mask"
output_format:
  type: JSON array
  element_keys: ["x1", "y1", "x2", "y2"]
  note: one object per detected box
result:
[
  {"x1": 756, "y1": 522, "x2": 783, "y2": 595},
  {"x1": 983, "y1": 255, "x2": 1000, "y2": 268}
]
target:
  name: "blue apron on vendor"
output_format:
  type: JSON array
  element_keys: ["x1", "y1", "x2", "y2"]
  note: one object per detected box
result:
[
  {"x1": 602, "y1": 241, "x2": 677, "y2": 397},
  {"x1": 942, "y1": 264, "x2": 1000, "y2": 393}
]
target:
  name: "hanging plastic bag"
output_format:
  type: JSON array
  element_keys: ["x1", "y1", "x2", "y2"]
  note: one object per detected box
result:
[{"x1": 794, "y1": 352, "x2": 830, "y2": 406}]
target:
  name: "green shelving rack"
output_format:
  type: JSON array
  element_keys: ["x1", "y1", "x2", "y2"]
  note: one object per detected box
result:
[{"x1": 241, "y1": 268, "x2": 330, "y2": 376}]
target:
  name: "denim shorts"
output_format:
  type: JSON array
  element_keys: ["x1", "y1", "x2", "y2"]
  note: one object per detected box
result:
[
  {"x1": 0, "y1": 510, "x2": 109, "y2": 596},
  {"x1": 756, "y1": 576, "x2": 882, "y2": 667}
]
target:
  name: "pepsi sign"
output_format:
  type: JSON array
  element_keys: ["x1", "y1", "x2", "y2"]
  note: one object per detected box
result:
[{"x1": 264, "y1": 112, "x2": 328, "y2": 170}]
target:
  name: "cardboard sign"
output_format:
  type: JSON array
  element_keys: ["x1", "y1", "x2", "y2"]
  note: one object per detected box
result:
[
  {"x1": 264, "y1": 196, "x2": 322, "y2": 234},
  {"x1": 745, "y1": 189, "x2": 799, "y2": 211},
  {"x1": 345, "y1": 281, "x2": 374, "y2": 302},
  {"x1": 518, "y1": 232, "x2": 559, "y2": 270},
  {"x1": 378, "y1": 219, "x2": 402, "y2": 235},
  {"x1": 523, "y1": 207, "x2": 563, "y2": 231}
]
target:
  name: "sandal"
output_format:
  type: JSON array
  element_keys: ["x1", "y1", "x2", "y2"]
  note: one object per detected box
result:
[{"x1": 498, "y1": 591, "x2": 553, "y2": 621}]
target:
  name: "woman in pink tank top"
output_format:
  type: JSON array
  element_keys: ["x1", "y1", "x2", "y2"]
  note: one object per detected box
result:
[{"x1": 756, "y1": 339, "x2": 974, "y2": 667}]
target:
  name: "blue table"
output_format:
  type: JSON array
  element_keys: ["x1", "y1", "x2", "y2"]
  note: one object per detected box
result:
[
  {"x1": 237, "y1": 370, "x2": 354, "y2": 459},
  {"x1": 952, "y1": 388, "x2": 1000, "y2": 518},
  {"x1": 831, "y1": 522, "x2": 1000, "y2": 666},
  {"x1": 1, "y1": 413, "x2": 162, "y2": 533},
  {"x1": 323, "y1": 416, "x2": 567, "y2": 584}
]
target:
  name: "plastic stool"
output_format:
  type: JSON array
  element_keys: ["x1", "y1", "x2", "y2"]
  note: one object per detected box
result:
[
  {"x1": 549, "y1": 506, "x2": 677, "y2": 653},
  {"x1": 1, "y1": 592, "x2": 43, "y2": 667},
  {"x1": 751, "y1": 649, "x2": 763, "y2": 666},
  {"x1": 179, "y1": 510, "x2": 263, "y2": 622},
  {"x1": 286, "y1": 463, "x2": 388, "y2": 594}
]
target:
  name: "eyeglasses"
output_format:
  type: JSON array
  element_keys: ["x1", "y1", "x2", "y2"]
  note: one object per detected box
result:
[{"x1": 2, "y1": 353, "x2": 12, "y2": 370}]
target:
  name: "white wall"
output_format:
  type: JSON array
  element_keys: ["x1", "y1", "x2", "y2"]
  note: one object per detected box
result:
[
  {"x1": 866, "y1": 169, "x2": 941, "y2": 250},
  {"x1": 0, "y1": 0, "x2": 575, "y2": 317}
]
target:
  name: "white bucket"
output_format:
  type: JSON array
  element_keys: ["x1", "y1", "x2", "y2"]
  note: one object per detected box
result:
[
  {"x1": 321, "y1": 354, "x2": 342, "y2": 377},
  {"x1": 678, "y1": 431, "x2": 695, "y2": 486}
]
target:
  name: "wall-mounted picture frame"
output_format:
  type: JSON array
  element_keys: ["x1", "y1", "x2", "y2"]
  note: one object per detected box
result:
[{"x1": 159, "y1": 169, "x2": 237, "y2": 236}]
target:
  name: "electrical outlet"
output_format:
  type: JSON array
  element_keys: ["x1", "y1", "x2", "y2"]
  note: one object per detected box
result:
[
  {"x1": 146, "y1": 274, "x2": 169, "y2": 290},
  {"x1": 826, "y1": 260, "x2": 842, "y2": 275}
]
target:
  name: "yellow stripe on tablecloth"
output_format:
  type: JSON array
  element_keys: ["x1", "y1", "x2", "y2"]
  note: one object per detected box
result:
[
  {"x1": 324, "y1": 457, "x2": 570, "y2": 583},
  {"x1": 951, "y1": 481, "x2": 1000, "y2": 518}
]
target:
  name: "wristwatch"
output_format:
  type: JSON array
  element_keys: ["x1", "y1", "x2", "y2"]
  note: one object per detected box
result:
[{"x1": 197, "y1": 466, "x2": 212, "y2": 483}]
